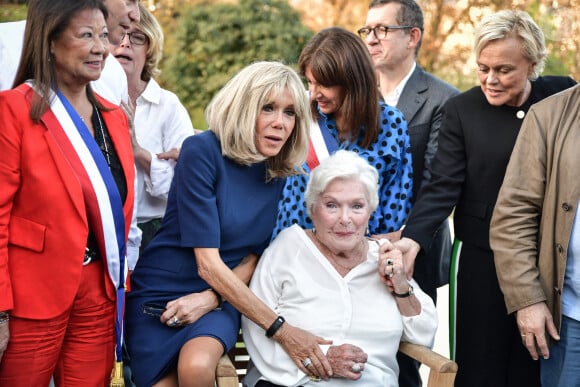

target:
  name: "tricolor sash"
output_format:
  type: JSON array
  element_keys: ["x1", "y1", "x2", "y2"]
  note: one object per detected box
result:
[
  {"x1": 30, "y1": 81, "x2": 128, "y2": 366},
  {"x1": 306, "y1": 117, "x2": 339, "y2": 170}
]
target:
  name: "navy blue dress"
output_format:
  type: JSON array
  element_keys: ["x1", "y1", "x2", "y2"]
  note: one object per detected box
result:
[{"x1": 126, "y1": 131, "x2": 284, "y2": 386}]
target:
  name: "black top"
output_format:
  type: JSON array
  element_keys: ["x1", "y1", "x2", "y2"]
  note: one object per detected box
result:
[
  {"x1": 403, "y1": 76, "x2": 576, "y2": 251},
  {"x1": 86, "y1": 106, "x2": 127, "y2": 258}
]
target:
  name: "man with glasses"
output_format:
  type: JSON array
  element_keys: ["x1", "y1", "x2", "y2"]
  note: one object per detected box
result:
[{"x1": 359, "y1": 1, "x2": 458, "y2": 387}]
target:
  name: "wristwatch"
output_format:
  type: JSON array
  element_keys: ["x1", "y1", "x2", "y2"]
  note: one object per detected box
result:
[
  {"x1": 207, "y1": 288, "x2": 223, "y2": 310},
  {"x1": 393, "y1": 284, "x2": 414, "y2": 298}
]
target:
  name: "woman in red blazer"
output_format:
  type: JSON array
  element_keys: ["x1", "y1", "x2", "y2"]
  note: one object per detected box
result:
[{"x1": 0, "y1": 0, "x2": 135, "y2": 385}]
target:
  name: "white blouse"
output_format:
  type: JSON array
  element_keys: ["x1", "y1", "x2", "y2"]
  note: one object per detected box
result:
[
  {"x1": 242, "y1": 224, "x2": 437, "y2": 387},
  {"x1": 134, "y1": 78, "x2": 195, "y2": 222}
]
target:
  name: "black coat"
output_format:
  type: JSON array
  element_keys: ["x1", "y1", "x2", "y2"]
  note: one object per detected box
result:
[
  {"x1": 397, "y1": 66, "x2": 459, "y2": 291},
  {"x1": 403, "y1": 76, "x2": 577, "y2": 251}
]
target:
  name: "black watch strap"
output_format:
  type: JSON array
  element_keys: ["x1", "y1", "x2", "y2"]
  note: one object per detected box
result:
[
  {"x1": 393, "y1": 284, "x2": 414, "y2": 298},
  {"x1": 265, "y1": 316, "x2": 285, "y2": 338},
  {"x1": 207, "y1": 288, "x2": 223, "y2": 310}
]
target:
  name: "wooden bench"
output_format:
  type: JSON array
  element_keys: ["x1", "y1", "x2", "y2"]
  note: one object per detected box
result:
[{"x1": 215, "y1": 333, "x2": 457, "y2": 387}]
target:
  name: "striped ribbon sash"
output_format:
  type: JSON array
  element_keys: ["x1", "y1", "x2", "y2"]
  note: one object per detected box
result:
[
  {"x1": 306, "y1": 117, "x2": 339, "y2": 170},
  {"x1": 37, "y1": 82, "x2": 127, "y2": 364}
]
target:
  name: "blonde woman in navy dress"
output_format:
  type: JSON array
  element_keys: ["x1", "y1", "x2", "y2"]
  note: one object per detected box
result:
[{"x1": 125, "y1": 61, "x2": 335, "y2": 387}]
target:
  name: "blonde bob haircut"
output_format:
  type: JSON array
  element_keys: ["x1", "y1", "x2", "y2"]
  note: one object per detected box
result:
[
  {"x1": 205, "y1": 61, "x2": 310, "y2": 179},
  {"x1": 474, "y1": 10, "x2": 547, "y2": 80},
  {"x1": 305, "y1": 150, "x2": 379, "y2": 218},
  {"x1": 137, "y1": 3, "x2": 163, "y2": 82}
]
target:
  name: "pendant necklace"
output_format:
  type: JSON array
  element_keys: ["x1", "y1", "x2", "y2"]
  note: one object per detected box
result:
[{"x1": 93, "y1": 105, "x2": 111, "y2": 167}]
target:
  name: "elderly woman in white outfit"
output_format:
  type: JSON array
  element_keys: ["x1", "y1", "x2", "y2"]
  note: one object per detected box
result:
[{"x1": 242, "y1": 150, "x2": 437, "y2": 387}]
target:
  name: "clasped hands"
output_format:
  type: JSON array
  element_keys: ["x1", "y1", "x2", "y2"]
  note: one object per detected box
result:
[
  {"x1": 274, "y1": 323, "x2": 369, "y2": 381},
  {"x1": 374, "y1": 234, "x2": 420, "y2": 293},
  {"x1": 376, "y1": 230, "x2": 562, "y2": 362},
  {"x1": 120, "y1": 100, "x2": 181, "y2": 163},
  {"x1": 373, "y1": 229, "x2": 421, "y2": 280},
  {"x1": 326, "y1": 344, "x2": 368, "y2": 380}
]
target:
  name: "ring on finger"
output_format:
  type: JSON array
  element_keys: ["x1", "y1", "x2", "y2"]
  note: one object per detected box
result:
[
  {"x1": 351, "y1": 363, "x2": 362, "y2": 373},
  {"x1": 168, "y1": 315, "x2": 179, "y2": 327},
  {"x1": 384, "y1": 265, "x2": 394, "y2": 277},
  {"x1": 302, "y1": 357, "x2": 312, "y2": 368}
]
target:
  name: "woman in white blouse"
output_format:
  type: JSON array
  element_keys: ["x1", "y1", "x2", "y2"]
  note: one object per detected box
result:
[
  {"x1": 112, "y1": 4, "x2": 196, "y2": 259},
  {"x1": 242, "y1": 150, "x2": 437, "y2": 387}
]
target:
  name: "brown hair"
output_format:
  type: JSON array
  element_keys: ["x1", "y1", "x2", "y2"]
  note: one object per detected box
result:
[
  {"x1": 13, "y1": 0, "x2": 109, "y2": 121},
  {"x1": 298, "y1": 27, "x2": 380, "y2": 148}
]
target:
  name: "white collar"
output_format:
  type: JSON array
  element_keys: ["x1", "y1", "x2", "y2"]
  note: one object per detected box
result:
[{"x1": 383, "y1": 62, "x2": 416, "y2": 106}]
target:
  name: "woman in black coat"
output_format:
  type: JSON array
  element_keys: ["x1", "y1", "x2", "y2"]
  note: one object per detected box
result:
[{"x1": 390, "y1": 10, "x2": 576, "y2": 387}]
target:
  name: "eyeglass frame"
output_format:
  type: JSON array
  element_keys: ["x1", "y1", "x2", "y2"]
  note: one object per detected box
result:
[
  {"x1": 120, "y1": 31, "x2": 148, "y2": 46},
  {"x1": 357, "y1": 25, "x2": 415, "y2": 40},
  {"x1": 142, "y1": 302, "x2": 166, "y2": 317}
]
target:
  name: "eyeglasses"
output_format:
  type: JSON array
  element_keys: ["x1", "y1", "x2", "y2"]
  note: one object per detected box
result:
[
  {"x1": 142, "y1": 302, "x2": 166, "y2": 317},
  {"x1": 120, "y1": 31, "x2": 148, "y2": 46},
  {"x1": 357, "y1": 25, "x2": 414, "y2": 39}
]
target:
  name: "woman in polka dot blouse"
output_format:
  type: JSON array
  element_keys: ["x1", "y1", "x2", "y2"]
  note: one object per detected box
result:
[{"x1": 273, "y1": 26, "x2": 413, "y2": 238}]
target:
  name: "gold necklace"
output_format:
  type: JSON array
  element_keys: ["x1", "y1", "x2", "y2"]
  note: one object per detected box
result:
[{"x1": 328, "y1": 255, "x2": 363, "y2": 271}]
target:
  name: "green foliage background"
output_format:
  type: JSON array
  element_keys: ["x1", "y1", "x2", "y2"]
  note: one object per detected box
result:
[
  {"x1": 162, "y1": 0, "x2": 313, "y2": 129},
  {"x1": 0, "y1": 4, "x2": 26, "y2": 21},
  {"x1": 2, "y1": 0, "x2": 576, "y2": 128}
]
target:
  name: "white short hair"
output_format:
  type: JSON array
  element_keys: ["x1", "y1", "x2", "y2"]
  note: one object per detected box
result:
[{"x1": 305, "y1": 150, "x2": 379, "y2": 217}]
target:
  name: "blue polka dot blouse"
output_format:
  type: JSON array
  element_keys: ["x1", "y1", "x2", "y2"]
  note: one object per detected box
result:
[{"x1": 273, "y1": 102, "x2": 413, "y2": 239}]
